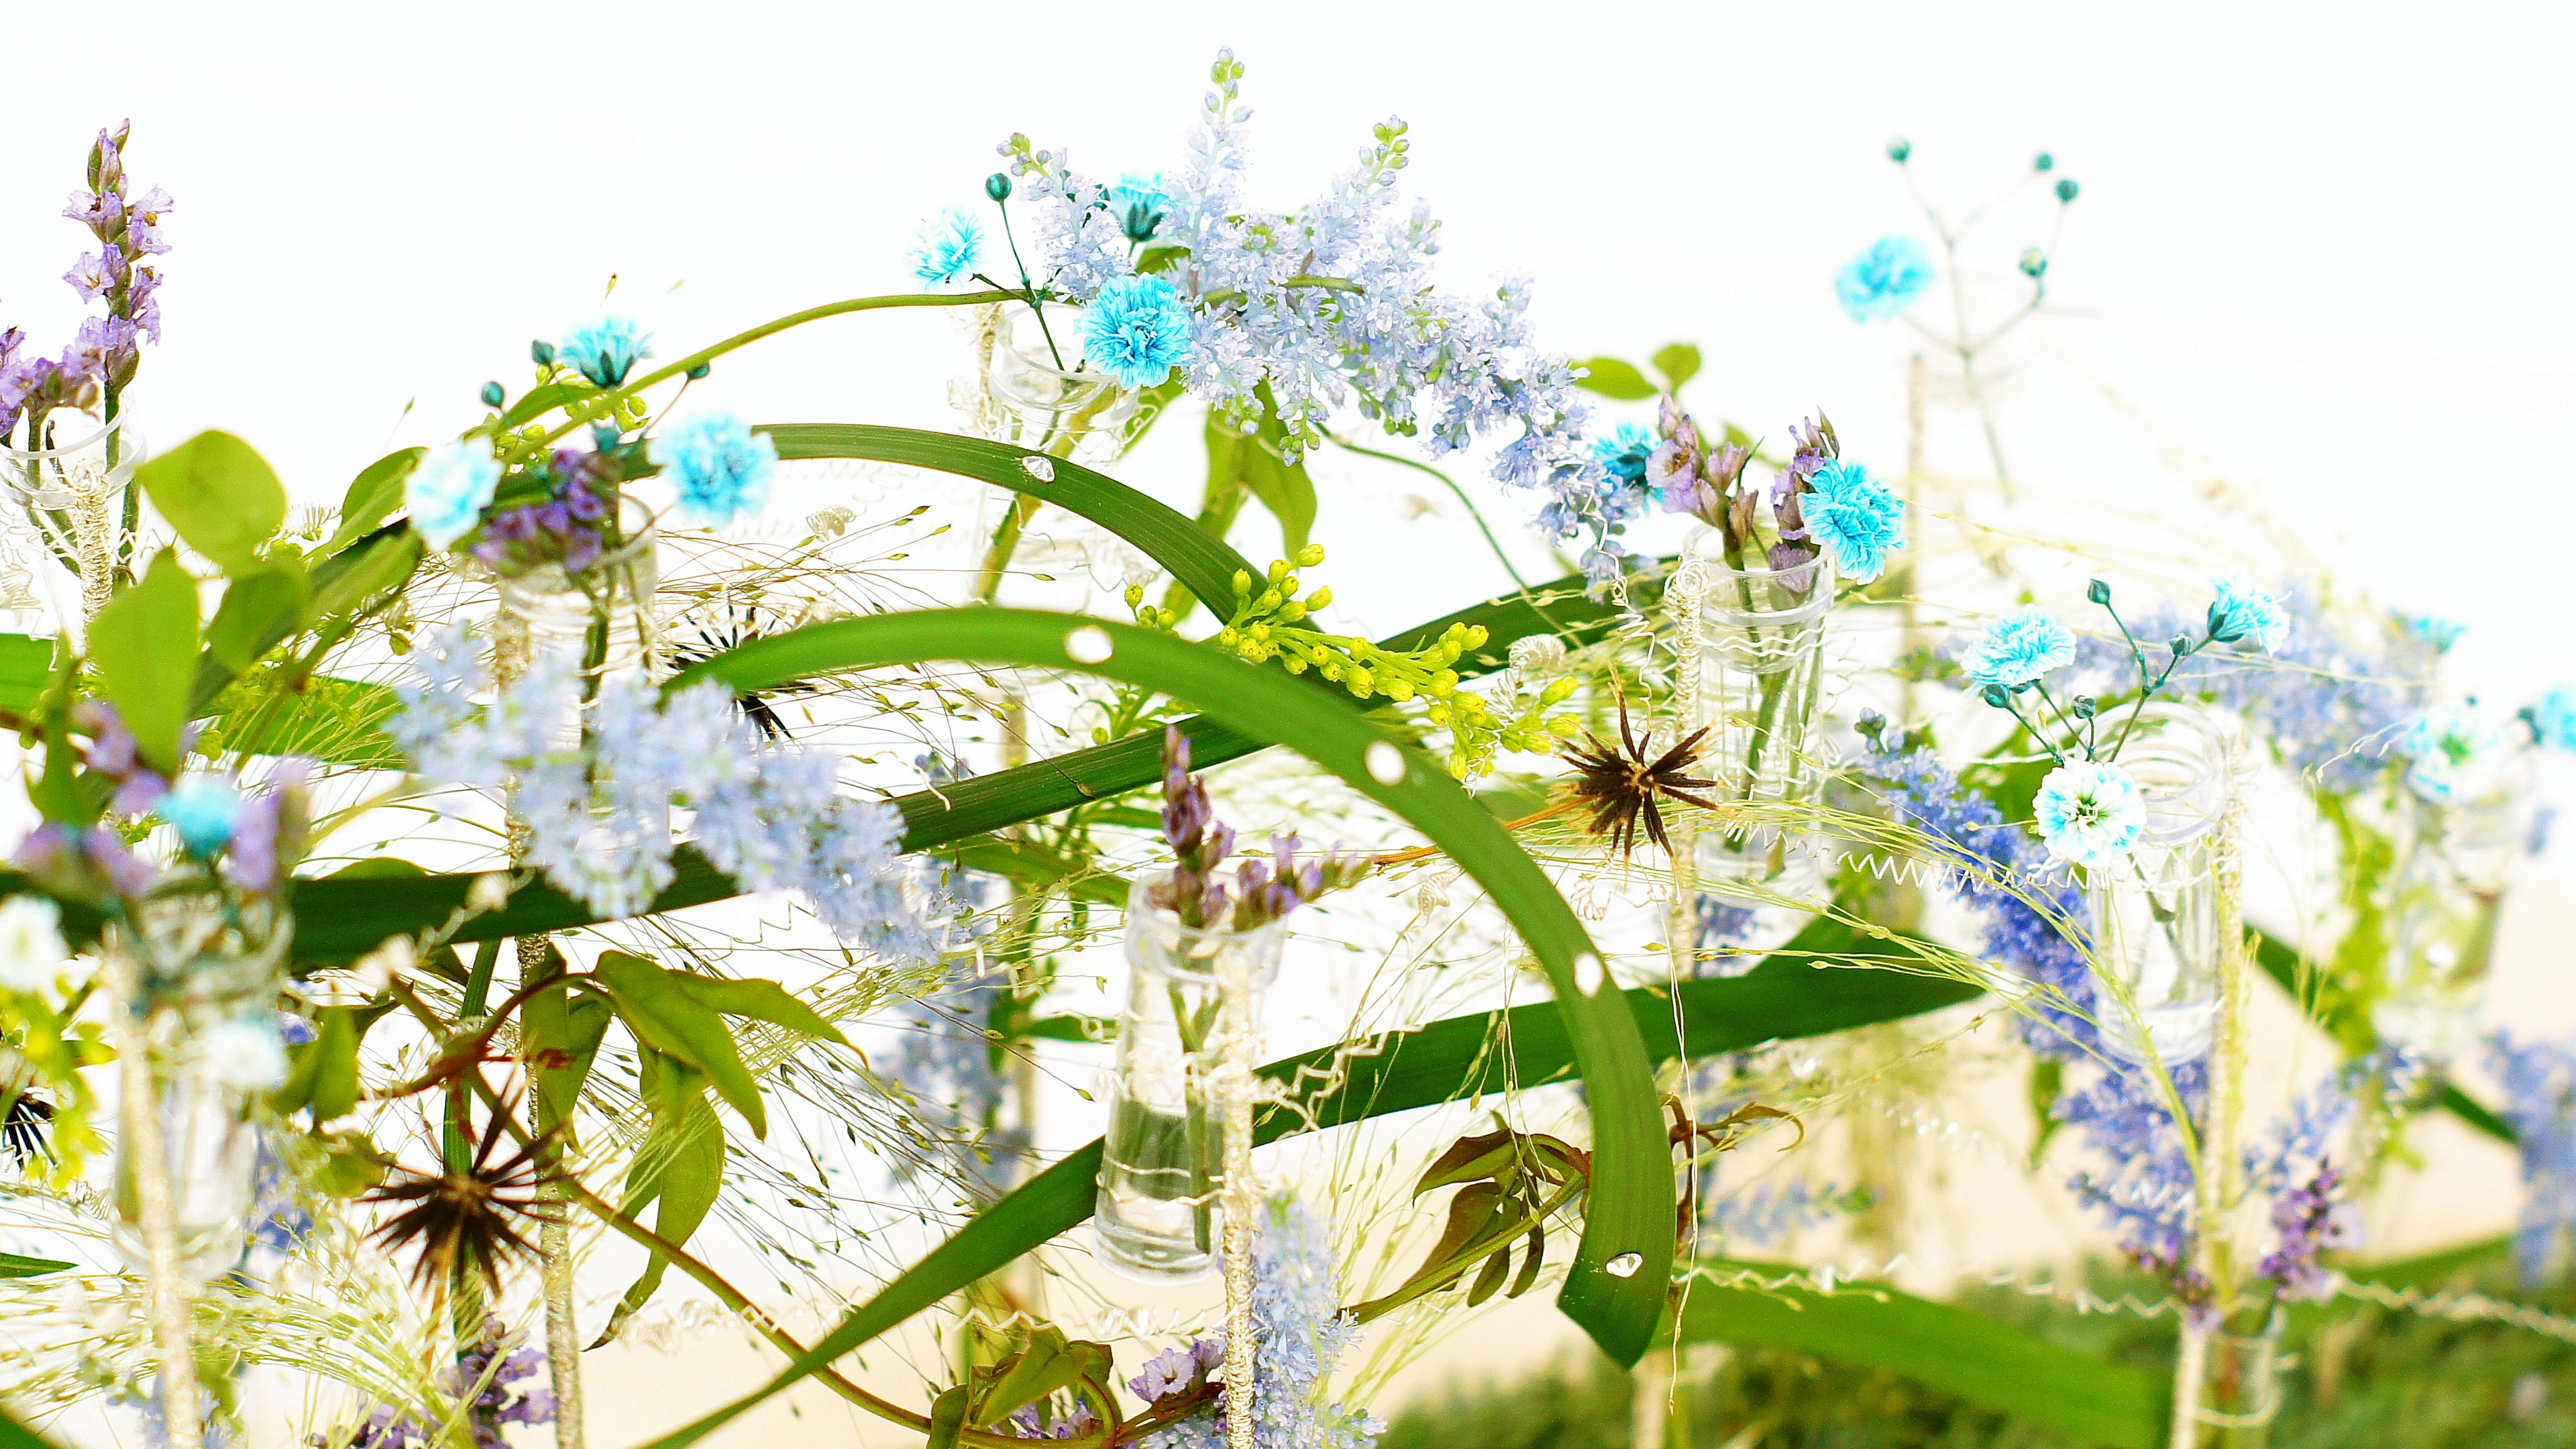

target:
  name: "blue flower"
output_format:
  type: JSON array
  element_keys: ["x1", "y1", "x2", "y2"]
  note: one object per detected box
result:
[
  {"x1": 2406, "y1": 614, "x2": 2466, "y2": 652},
  {"x1": 1110, "y1": 172, "x2": 1168, "y2": 241},
  {"x1": 909, "y1": 208, "x2": 985, "y2": 289},
  {"x1": 1079, "y1": 274, "x2": 1193, "y2": 390},
  {"x1": 650, "y1": 412, "x2": 777, "y2": 529},
  {"x1": 555, "y1": 314, "x2": 651, "y2": 389},
  {"x1": 2206, "y1": 576, "x2": 2289, "y2": 653},
  {"x1": 1799, "y1": 458, "x2": 1907, "y2": 584},
  {"x1": 2033, "y1": 760, "x2": 2145, "y2": 867},
  {"x1": 1591, "y1": 421, "x2": 1656, "y2": 487},
  {"x1": 1962, "y1": 606, "x2": 2075, "y2": 690},
  {"x1": 156, "y1": 775, "x2": 241, "y2": 857},
  {"x1": 1833, "y1": 236, "x2": 1935, "y2": 323},
  {"x1": 2534, "y1": 687, "x2": 2576, "y2": 753},
  {"x1": 405, "y1": 441, "x2": 502, "y2": 551},
  {"x1": 2396, "y1": 704, "x2": 2507, "y2": 802}
]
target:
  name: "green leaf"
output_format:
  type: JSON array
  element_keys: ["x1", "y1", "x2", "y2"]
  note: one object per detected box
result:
[
  {"x1": 0, "y1": 633, "x2": 54, "y2": 716},
  {"x1": 218, "y1": 674, "x2": 407, "y2": 767},
  {"x1": 276, "y1": 1005, "x2": 368, "y2": 1121},
  {"x1": 592, "y1": 952, "x2": 767, "y2": 1138},
  {"x1": 1675, "y1": 1261, "x2": 2168, "y2": 1448},
  {"x1": 926, "y1": 1388, "x2": 968, "y2": 1449},
  {"x1": 1209, "y1": 382, "x2": 1318, "y2": 555},
  {"x1": 935, "y1": 837, "x2": 1128, "y2": 908},
  {"x1": 325, "y1": 447, "x2": 423, "y2": 553},
  {"x1": 1571, "y1": 356, "x2": 1656, "y2": 400},
  {"x1": 633, "y1": 915, "x2": 1972, "y2": 1449},
  {"x1": 597, "y1": 1063, "x2": 726, "y2": 1344},
  {"x1": 1650, "y1": 343, "x2": 1702, "y2": 392},
  {"x1": 525, "y1": 979, "x2": 613, "y2": 1139},
  {"x1": 0, "y1": 1251, "x2": 73, "y2": 1279},
  {"x1": 136, "y1": 431, "x2": 286, "y2": 576},
  {"x1": 672, "y1": 973, "x2": 849, "y2": 1046},
  {"x1": 185, "y1": 525, "x2": 425, "y2": 722},
  {"x1": 204, "y1": 559, "x2": 311, "y2": 674},
  {"x1": 87, "y1": 549, "x2": 200, "y2": 774}
]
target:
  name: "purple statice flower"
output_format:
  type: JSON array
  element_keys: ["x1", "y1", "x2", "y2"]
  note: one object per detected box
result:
[
  {"x1": 329, "y1": 1319, "x2": 552, "y2": 1449},
  {"x1": 223, "y1": 759, "x2": 310, "y2": 894},
  {"x1": 13, "y1": 122, "x2": 165, "y2": 441},
  {"x1": 2490, "y1": 1031, "x2": 2576, "y2": 1286},
  {"x1": 2255, "y1": 1161, "x2": 2360, "y2": 1303},
  {"x1": 249, "y1": 1132, "x2": 314, "y2": 1254},
  {"x1": 2057, "y1": 1057, "x2": 2207, "y2": 1273},
  {"x1": 1129, "y1": 1339, "x2": 1224, "y2": 1403},
  {"x1": 1146, "y1": 728, "x2": 1360, "y2": 931},
  {"x1": 470, "y1": 467, "x2": 608, "y2": 578},
  {"x1": 1690, "y1": 895, "x2": 1759, "y2": 977},
  {"x1": 1006, "y1": 1405, "x2": 1101, "y2": 1441},
  {"x1": 13, "y1": 822, "x2": 158, "y2": 903},
  {"x1": 1703, "y1": 1177, "x2": 1847, "y2": 1248}
]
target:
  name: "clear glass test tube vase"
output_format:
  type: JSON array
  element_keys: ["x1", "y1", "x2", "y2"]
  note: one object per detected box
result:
[
  {"x1": 1680, "y1": 534, "x2": 1836, "y2": 910},
  {"x1": 2084, "y1": 704, "x2": 2237, "y2": 1065}
]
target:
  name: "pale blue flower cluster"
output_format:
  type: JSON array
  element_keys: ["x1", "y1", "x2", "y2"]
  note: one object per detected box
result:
[
  {"x1": 1797, "y1": 459, "x2": 1907, "y2": 583},
  {"x1": 649, "y1": 411, "x2": 777, "y2": 529},
  {"x1": 1833, "y1": 235, "x2": 1935, "y2": 323},
  {"x1": 2491, "y1": 1031, "x2": 2576, "y2": 1285},
  {"x1": 555, "y1": 314, "x2": 652, "y2": 389},
  {"x1": 1143, "y1": 1195, "x2": 1378, "y2": 1449},
  {"x1": 1080, "y1": 274, "x2": 1194, "y2": 389},
  {"x1": 2033, "y1": 759, "x2": 2145, "y2": 867},
  {"x1": 998, "y1": 52, "x2": 1604, "y2": 560},
  {"x1": 909, "y1": 208, "x2": 986, "y2": 289},
  {"x1": 388, "y1": 627, "x2": 930, "y2": 957},
  {"x1": 1703, "y1": 1177, "x2": 1847, "y2": 1248},
  {"x1": 407, "y1": 441, "x2": 504, "y2": 551},
  {"x1": 1961, "y1": 606, "x2": 2076, "y2": 690},
  {"x1": 877, "y1": 870, "x2": 1020, "y2": 1190}
]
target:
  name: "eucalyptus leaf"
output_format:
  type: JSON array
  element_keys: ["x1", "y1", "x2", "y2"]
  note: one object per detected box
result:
[
  {"x1": 86, "y1": 549, "x2": 200, "y2": 774},
  {"x1": 136, "y1": 431, "x2": 286, "y2": 575},
  {"x1": 1571, "y1": 356, "x2": 1656, "y2": 400},
  {"x1": 205, "y1": 559, "x2": 311, "y2": 673},
  {"x1": 1650, "y1": 342, "x2": 1701, "y2": 391}
]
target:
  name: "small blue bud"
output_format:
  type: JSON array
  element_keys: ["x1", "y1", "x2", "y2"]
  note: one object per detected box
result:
[
  {"x1": 2019, "y1": 248, "x2": 2049, "y2": 280},
  {"x1": 1981, "y1": 684, "x2": 2010, "y2": 708},
  {"x1": 2086, "y1": 578, "x2": 2112, "y2": 606},
  {"x1": 479, "y1": 381, "x2": 505, "y2": 409},
  {"x1": 686, "y1": 362, "x2": 712, "y2": 381},
  {"x1": 985, "y1": 172, "x2": 1013, "y2": 203},
  {"x1": 2055, "y1": 178, "x2": 2080, "y2": 204},
  {"x1": 1886, "y1": 137, "x2": 1913, "y2": 164},
  {"x1": 2072, "y1": 695, "x2": 2098, "y2": 720},
  {"x1": 2033, "y1": 152, "x2": 2055, "y2": 173},
  {"x1": 531, "y1": 340, "x2": 556, "y2": 368}
]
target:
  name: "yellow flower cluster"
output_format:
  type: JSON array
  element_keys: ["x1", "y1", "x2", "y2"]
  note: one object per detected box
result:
[
  {"x1": 489, "y1": 372, "x2": 651, "y2": 470},
  {"x1": 1130, "y1": 545, "x2": 1580, "y2": 777}
]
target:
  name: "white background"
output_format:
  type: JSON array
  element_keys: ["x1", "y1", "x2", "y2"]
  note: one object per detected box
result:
[{"x1": 5, "y1": 0, "x2": 2573, "y2": 1435}]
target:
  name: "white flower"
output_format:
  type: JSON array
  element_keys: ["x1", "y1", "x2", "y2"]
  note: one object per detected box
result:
[
  {"x1": 2033, "y1": 760, "x2": 2147, "y2": 869},
  {"x1": 199, "y1": 1016, "x2": 289, "y2": 1093},
  {"x1": 0, "y1": 896, "x2": 69, "y2": 994},
  {"x1": 2397, "y1": 704, "x2": 2508, "y2": 804}
]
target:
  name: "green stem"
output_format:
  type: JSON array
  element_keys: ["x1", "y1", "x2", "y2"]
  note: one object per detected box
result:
[{"x1": 1328, "y1": 435, "x2": 1536, "y2": 592}]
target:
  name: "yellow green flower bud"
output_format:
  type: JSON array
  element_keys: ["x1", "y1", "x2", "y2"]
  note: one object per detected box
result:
[
  {"x1": 1306, "y1": 586, "x2": 1332, "y2": 610},
  {"x1": 1294, "y1": 543, "x2": 1326, "y2": 568}
]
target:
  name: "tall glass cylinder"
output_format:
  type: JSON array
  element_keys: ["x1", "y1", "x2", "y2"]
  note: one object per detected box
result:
[
  {"x1": 2182, "y1": 1313, "x2": 2284, "y2": 1448},
  {"x1": 111, "y1": 881, "x2": 292, "y2": 1282},
  {"x1": 0, "y1": 409, "x2": 141, "y2": 634},
  {"x1": 1093, "y1": 875, "x2": 1283, "y2": 1283},
  {"x1": 1680, "y1": 533, "x2": 1835, "y2": 908},
  {"x1": 2373, "y1": 757, "x2": 2532, "y2": 1063},
  {"x1": 982, "y1": 305, "x2": 1135, "y2": 464},
  {"x1": 492, "y1": 494, "x2": 661, "y2": 751},
  {"x1": 2086, "y1": 704, "x2": 2236, "y2": 1065}
]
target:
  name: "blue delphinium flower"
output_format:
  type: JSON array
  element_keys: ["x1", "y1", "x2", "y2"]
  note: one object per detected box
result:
[
  {"x1": 2206, "y1": 575, "x2": 2290, "y2": 653},
  {"x1": 649, "y1": 411, "x2": 777, "y2": 529},
  {"x1": 2533, "y1": 687, "x2": 2576, "y2": 753},
  {"x1": 1079, "y1": 274, "x2": 1193, "y2": 389},
  {"x1": 2492, "y1": 1032, "x2": 2576, "y2": 1285},
  {"x1": 1833, "y1": 235, "x2": 1935, "y2": 323},
  {"x1": 405, "y1": 440, "x2": 503, "y2": 551},
  {"x1": 2396, "y1": 703, "x2": 2507, "y2": 802},
  {"x1": 908, "y1": 207, "x2": 985, "y2": 289},
  {"x1": 555, "y1": 314, "x2": 651, "y2": 389},
  {"x1": 1141, "y1": 1195, "x2": 1379, "y2": 1449},
  {"x1": 2033, "y1": 759, "x2": 2145, "y2": 867},
  {"x1": 1798, "y1": 458, "x2": 1907, "y2": 583},
  {"x1": 156, "y1": 775, "x2": 241, "y2": 857},
  {"x1": 1962, "y1": 606, "x2": 2075, "y2": 690}
]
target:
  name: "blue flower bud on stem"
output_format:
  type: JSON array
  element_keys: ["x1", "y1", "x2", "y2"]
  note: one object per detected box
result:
[
  {"x1": 480, "y1": 381, "x2": 506, "y2": 409},
  {"x1": 984, "y1": 172, "x2": 1013, "y2": 203}
]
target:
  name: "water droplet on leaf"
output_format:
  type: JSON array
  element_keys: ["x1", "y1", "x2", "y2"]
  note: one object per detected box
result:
[
  {"x1": 1604, "y1": 1252, "x2": 1643, "y2": 1278},
  {"x1": 1020, "y1": 455, "x2": 1056, "y2": 484}
]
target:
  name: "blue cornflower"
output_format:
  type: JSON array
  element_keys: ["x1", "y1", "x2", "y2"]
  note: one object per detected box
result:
[
  {"x1": 2396, "y1": 704, "x2": 2507, "y2": 802},
  {"x1": 2533, "y1": 687, "x2": 2576, "y2": 753},
  {"x1": 1833, "y1": 236, "x2": 1935, "y2": 323},
  {"x1": 555, "y1": 314, "x2": 652, "y2": 389},
  {"x1": 1962, "y1": 606, "x2": 2075, "y2": 690},
  {"x1": 2033, "y1": 759, "x2": 2145, "y2": 868},
  {"x1": 1799, "y1": 458, "x2": 1907, "y2": 584},
  {"x1": 405, "y1": 440, "x2": 503, "y2": 551},
  {"x1": 1591, "y1": 421, "x2": 1656, "y2": 488},
  {"x1": 908, "y1": 208, "x2": 985, "y2": 289},
  {"x1": 2206, "y1": 576, "x2": 2289, "y2": 653},
  {"x1": 1079, "y1": 274, "x2": 1193, "y2": 390},
  {"x1": 156, "y1": 775, "x2": 242, "y2": 857},
  {"x1": 650, "y1": 412, "x2": 777, "y2": 529}
]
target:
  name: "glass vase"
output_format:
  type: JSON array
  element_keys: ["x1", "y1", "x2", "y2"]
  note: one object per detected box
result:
[
  {"x1": 982, "y1": 305, "x2": 1136, "y2": 464},
  {"x1": 2372, "y1": 756, "x2": 2532, "y2": 1063},
  {"x1": 1093, "y1": 875, "x2": 1283, "y2": 1283},
  {"x1": 492, "y1": 494, "x2": 661, "y2": 743},
  {"x1": 1679, "y1": 533, "x2": 1835, "y2": 914},
  {"x1": 0, "y1": 409, "x2": 141, "y2": 635},
  {"x1": 2085, "y1": 704, "x2": 2237, "y2": 1065},
  {"x1": 2184, "y1": 1313, "x2": 2284, "y2": 1446},
  {"x1": 110, "y1": 880, "x2": 292, "y2": 1282}
]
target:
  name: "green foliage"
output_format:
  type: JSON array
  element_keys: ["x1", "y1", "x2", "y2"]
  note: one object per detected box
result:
[
  {"x1": 274, "y1": 1004, "x2": 384, "y2": 1122},
  {"x1": 590, "y1": 951, "x2": 769, "y2": 1138},
  {"x1": 0, "y1": 1252, "x2": 73, "y2": 1279},
  {"x1": 599, "y1": 1056, "x2": 727, "y2": 1344},
  {"x1": 325, "y1": 447, "x2": 423, "y2": 553},
  {"x1": 1572, "y1": 356, "x2": 1658, "y2": 400},
  {"x1": 204, "y1": 559, "x2": 311, "y2": 673},
  {"x1": 136, "y1": 430, "x2": 286, "y2": 574},
  {"x1": 1205, "y1": 382, "x2": 1318, "y2": 555},
  {"x1": 1652, "y1": 341, "x2": 1703, "y2": 392},
  {"x1": 85, "y1": 548, "x2": 199, "y2": 774}
]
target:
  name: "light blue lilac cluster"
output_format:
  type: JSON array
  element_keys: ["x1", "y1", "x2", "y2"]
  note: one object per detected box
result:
[
  {"x1": 337, "y1": 1318, "x2": 553, "y2": 1449},
  {"x1": 2490, "y1": 1031, "x2": 2576, "y2": 1286},
  {"x1": 389, "y1": 627, "x2": 930, "y2": 958},
  {"x1": 876, "y1": 864, "x2": 1020, "y2": 1192},
  {"x1": 2, "y1": 121, "x2": 168, "y2": 441},
  {"x1": 1138, "y1": 1196, "x2": 1378, "y2": 1449},
  {"x1": 983, "y1": 51, "x2": 1607, "y2": 564},
  {"x1": 1702, "y1": 1177, "x2": 1850, "y2": 1248}
]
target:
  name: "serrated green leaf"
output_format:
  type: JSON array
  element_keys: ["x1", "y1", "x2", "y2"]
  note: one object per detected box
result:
[
  {"x1": 87, "y1": 549, "x2": 199, "y2": 774},
  {"x1": 1650, "y1": 342, "x2": 1702, "y2": 391},
  {"x1": 205, "y1": 559, "x2": 311, "y2": 673},
  {"x1": 593, "y1": 952, "x2": 766, "y2": 1138},
  {"x1": 326, "y1": 447, "x2": 423, "y2": 553},
  {"x1": 1571, "y1": 356, "x2": 1656, "y2": 400},
  {"x1": 672, "y1": 974, "x2": 848, "y2": 1046},
  {"x1": 136, "y1": 431, "x2": 286, "y2": 575}
]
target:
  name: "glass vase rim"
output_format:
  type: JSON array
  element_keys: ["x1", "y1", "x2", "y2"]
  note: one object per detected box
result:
[
  {"x1": 0, "y1": 408, "x2": 133, "y2": 462},
  {"x1": 490, "y1": 492, "x2": 659, "y2": 591}
]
